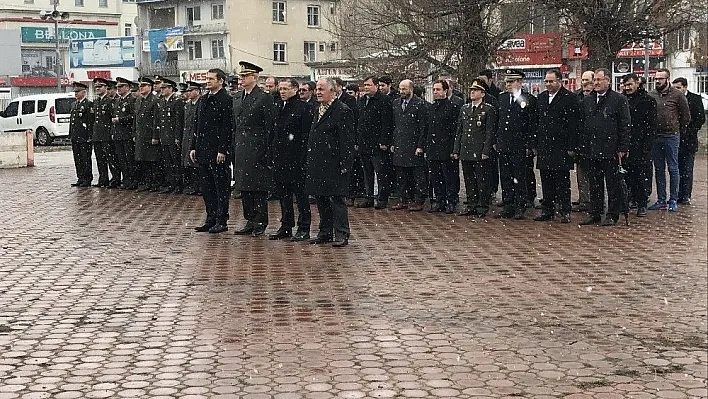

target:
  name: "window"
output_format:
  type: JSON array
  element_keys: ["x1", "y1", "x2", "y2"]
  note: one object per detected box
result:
[
  {"x1": 329, "y1": 42, "x2": 337, "y2": 52},
  {"x1": 307, "y1": 5, "x2": 320, "y2": 27},
  {"x1": 4, "y1": 102, "x2": 18, "y2": 118},
  {"x1": 187, "y1": 6, "x2": 201, "y2": 26},
  {"x1": 318, "y1": 42, "x2": 325, "y2": 52},
  {"x1": 75, "y1": 0, "x2": 83, "y2": 6},
  {"x1": 272, "y1": 1, "x2": 286, "y2": 23},
  {"x1": 124, "y1": 23, "x2": 132, "y2": 36},
  {"x1": 273, "y1": 42, "x2": 287, "y2": 63},
  {"x1": 37, "y1": 100, "x2": 47, "y2": 112},
  {"x1": 211, "y1": 39, "x2": 225, "y2": 58},
  {"x1": 55, "y1": 98, "x2": 75, "y2": 114},
  {"x1": 24, "y1": 0, "x2": 33, "y2": 4},
  {"x1": 697, "y1": 74, "x2": 708, "y2": 95},
  {"x1": 304, "y1": 41, "x2": 316, "y2": 62},
  {"x1": 187, "y1": 40, "x2": 202, "y2": 60},
  {"x1": 211, "y1": 4, "x2": 224, "y2": 20},
  {"x1": 98, "y1": 0, "x2": 107, "y2": 7},
  {"x1": 21, "y1": 101, "x2": 35, "y2": 115},
  {"x1": 676, "y1": 27, "x2": 692, "y2": 50}
]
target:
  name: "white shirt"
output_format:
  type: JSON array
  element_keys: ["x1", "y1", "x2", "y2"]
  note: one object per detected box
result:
[{"x1": 548, "y1": 91, "x2": 557, "y2": 104}]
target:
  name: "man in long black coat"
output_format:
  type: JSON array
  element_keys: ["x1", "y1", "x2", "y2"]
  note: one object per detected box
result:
[
  {"x1": 69, "y1": 82, "x2": 94, "y2": 187},
  {"x1": 134, "y1": 78, "x2": 161, "y2": 191},
  {"x1": 269, "y1": 78, "x2": 314, "y2": 241},
  {"x1": 672, "y1": 77, "x2": 706, "y2": 204},
  {"x1": 495, "y1": 69, "x2": 537, "y2": 219},
  {"x1": 532, "y1": 70, "x2": 580, "y2": 223},
  {"x1": 181, "y1": 81, "x2": 202, "y2": 195},
  {"x1": 622, "y1": 74, "x2": 657, "y2": 216},
  {"x1": 355, "y1": 76, "x2": 394, "y2": 209},
  {"x1": 190, "y1": 68, "x2": 233, "y2": 234},
  {"x1": 335, "y1": 77, "x2": 362, "y2": 205},
  {"x1": 306, "y1": 78, "x2": 355, "y2": 248},
  {"x1": 578, "y1": 68, "x2": 631, "y2": 226},
  {"x1": 232, "y1": 61, "x2": 276, "y2": 237},
  {"x1": 426, "y1": 80, "x2": 460, "y2": 213}
]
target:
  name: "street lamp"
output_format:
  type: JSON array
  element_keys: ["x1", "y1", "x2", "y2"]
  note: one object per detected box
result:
[{"x1": 39, "y1": 1, "x2": 69, "y2": 90}]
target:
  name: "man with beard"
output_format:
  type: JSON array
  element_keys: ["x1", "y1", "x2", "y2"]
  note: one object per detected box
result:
[
  {"x1": 621, "y1": 73, "x2": 657, "y2": 217},
  {"x1": 495, "y1": 69, "x2": 537, "y2": 219},
  {"x1": 648, "y1": 68, "x2": 690, "y2": 212},
  {"x1": 181, "y1": 81, "x2": 202, "y2": 195},
  {"x1": 134, "y1": 77, "x2": 161, "y2": 192},
  {"x1": 578, "y1": 68, "x2": 631, "y2": 226},
  {"x1": 111, "y1": 77, "x2": 137, "y2": 189},
  {"x1": 426, "y1": 80, "x2": 461, "y2": 213},
  {"x1": 532, "y1": 70, "x2": 581, "y2": 223},
  {"x1": 672, "y1": 77, "x2": 706, "y2": 205},
  {"x1": 232, "y1": 61, "x2": 276, "y2": 237},
  {"x1": 69, "y1": 82, "x2": 94, "y2": 187},
  {"x1": 269, "y1": 78, "x2": 313, "y2": 241},
  {"x1": 306, "y1": 78, "x2": 355, "y2": 247},
  {"x1": 190, "y1": 68, "x2": 233, "y2": 233},
  {"x1": 391, "y1": 79, "x2": 429, "y2": 211},
  {"x1": 355, "y1": 75, "x2": 394, "y2": 209}
]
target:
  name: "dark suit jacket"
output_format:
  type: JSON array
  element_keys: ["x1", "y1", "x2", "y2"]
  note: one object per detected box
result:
[
  {"x1": 305, "y1": 99, "x2": 355, "y2": 196},
  {"x1": 356, "y1": 90, "x2": 393, "y2": 152},
  {"x1": 134, "y1": 93, "x2": 160, "y2": 162},
  {"x1": 496, "y1": 91, "x2": 537, "y2": 153},
  {"x1": 624, "y1": 88, "x2": 657, "y2": 163},
  {"x1": 454, "y1": 102, "x2": 497, "y2": 161},
  {"x1": 580, "y1": 89, "x2": 631, "y2": 159},
  {"x1": 391, "y1": 96, "x2": 428, "y2": 167},
  {"x1": 533, "y1": 86, "x2": 581, "y2": 170},
  {"x1": 92, "y1": 95, "x2": 113, "y2": 142},
  {"x1": 157, "y1": 93, "x2": 185, "y2": 144},
  {"x1": 112, "y1": 94, "x2": 135, "y2": 141},
  {"x1": 232, "y1": 86, "x2": 276, "y2": 191},
  {"x1": 69, "y1": 98, "x2": 94, "y2": 143},
  {"x1": 682, "y1": 91, "x2": 706, "y2": 153},
  {"x1": 425, "y1": 98, "x2": 460, "y2": 161},
  {"x1": 272, "y1": 97, "x2": 313, "y2": 183},
  {"x1": 191, "y1": 88, "x2": 233, "y2": 164}
]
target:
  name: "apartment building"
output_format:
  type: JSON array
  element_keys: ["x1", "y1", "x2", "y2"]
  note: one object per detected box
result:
[{"x1": 136, "y1": 0, "x2": 341, "y2": 81}]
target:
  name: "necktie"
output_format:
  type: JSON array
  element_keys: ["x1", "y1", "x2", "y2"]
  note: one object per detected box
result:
[
  {"x1": 243, "y1": 91, "x2": 248, "y2": 101},
  {"x1": 318, "y1": 104, "x2": 329, "y2": 121},
  {"x1": 365, "y1": 96, "x2": 369, "y2": 107},
  {"x1": 402, "y1": 100, "x2": 407, "y2": 111}
]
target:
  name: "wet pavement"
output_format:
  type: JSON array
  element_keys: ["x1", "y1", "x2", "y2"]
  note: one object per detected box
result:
[{"x1": 0, "y1": 149, "x2": 706, "y2": 399}]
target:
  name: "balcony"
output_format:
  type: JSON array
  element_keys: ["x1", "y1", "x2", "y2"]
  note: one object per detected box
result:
[
  {"x1": 139, "y1": 61, "x2": 179, "y2": 77},
  {"x1": 177, "y1": 58, "x2": 228, "y2": 71},
  {"x1": 184, "y1": 23, "x2": 228, "y2": 35}
]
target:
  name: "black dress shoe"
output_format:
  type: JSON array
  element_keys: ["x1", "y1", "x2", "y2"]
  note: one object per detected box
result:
[
  {"x1": 269, "y1": 229, "x2": 292, "y2": 240},
  {"x1": 428, "y1": 204, "x2": 445, "y2": 213},
  {"x1": 291, "y1": 231, "x2": 310, "y2": 241},
  {"x1": 108, "y1": 181, "x2": 121, "y2": 188},
  {"x1": 513, "y1": 210, "x2": 525, "y2": 220},
  {"x1": 601, "y1": 217, "x2": 618, "y2": 226},
  {"x1": 533, "y1": 213, "x2": 554, "y2": 221},
  {"x1": 559, "y1": 213, "x2": 571, "y2": 223},
  {"x1": 356, "y1": 199, "x2": 374, "y2": 208},
  {"x1": 457, "y1": 208, "x2": 474, "y2": 216},
  {"x1": 445, "y1": 204, "x2": 456, "y2": 214},
  {"x1": 127, "y1": 183, "x2": 138, "y2": 190},
  {"x1": 476, "y1": 211, "x2": 488, "y2": 218},
  {"x1": 636, "y1": 207, "x2": 647, "y2": 217},
  {"x1": 208, "y1": 224, "x2": 228, "y2": 233},
  {"x1": 93, "y1": 182, "x2": 108, "y2": 187},
  {"x1": 234, "y1": 223, "x2": 255, "y2": 235},
  {"x1": 136, "y1": 185, "x2": 151, "y2": 192},
  {"x1": 374, "y1": 201, "x2": 387, "y2": 210},
  {"x1": 149, "y1": 186, "x2": 160, "y2": 192},
  {"x1": 79, "y1": 181, "x2": 92, "y2": 188},
  {"x1": 159, "y1": 186, "x2": 174, "y2": 194},
  {"x1": 71, "y1": 181, "x2": 81, "y2": 187},
  {"x1": 309, "y1": 236, "x2": 332, "y2": 244},
  {"x1": 194, "y1": 223, "x2": 215, "y2": 232},
  {"x1": 579, "y1": 215, "x2": 601, "y2": 225},
  {"x1": 332, "y1": 238, "x2": 348, "y2": 247},
  {"x1": 252, "y1": 226, "x2": 266, "y2": 237}
]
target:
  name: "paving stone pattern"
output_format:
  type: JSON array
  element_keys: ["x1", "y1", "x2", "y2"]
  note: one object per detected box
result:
[{"x1": 0, "y1": 150, "x2": 706, "y2": 398}]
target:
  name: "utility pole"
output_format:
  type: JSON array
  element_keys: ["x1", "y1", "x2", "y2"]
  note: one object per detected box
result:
[
  {"x1": 40, "y1": 0, "x2": 69, "y2": 91},
  {"x1": 643, "y1": 38, "x2": 650, "y2": 82}
]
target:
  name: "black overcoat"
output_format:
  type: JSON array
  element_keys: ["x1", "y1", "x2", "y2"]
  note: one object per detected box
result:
[
  {"x1": 134, "y1": 93, "x2": 160, "y2": 162},
  {"x1": 272, "y1": 97, "x2": 313, "y2": 183},
  {"x1": 181, "y1": 98, "x2": 199, "y2": 167},
  {"x1": 533, "y1": 86, "x2": 581, "y2": 170},
  {"x1": 425, "y1": 98, "x2": 460, "y2": 161},
  {"x1": 391, "y1": 96, "x2": 428, "y2": 167},
  {"x1": 69, "y1": 98, "x2": 93, "y2": 143},
  {"x1": 356, "y1": 90, "x2": 393, "y2": 152},
  {"x1": 232, "y1": 87, "x2": 276, "y2": 191},
  {"x1": 624, "y1": 88, "x2": 657, "y2": 164},
  {"x1": 579, "y1": 90, "x2": 631, "y2": 160},
  {"x1": 191, "y1": 89, "x2": 233, "y2": 164},
  {"x1": 112, "y1": 94, "x2": 135, "y2": 141}
]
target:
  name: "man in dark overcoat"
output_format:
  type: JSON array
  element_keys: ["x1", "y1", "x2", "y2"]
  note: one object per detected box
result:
[
  {"x1": 69, "y1": 82, "x2": 94, "y2": 187},
  {"x1": 134, "y1": 77, "x2": 161, "y2": 192},
  {"x1": 111, "y1": 77, "x2": 137, "y2": 189},
  {"x1": 531, "y1": 70, "x2": 581, "y2": 223},
  {"x1": 672, "y1": 77, "x2": 706, "y2": 204},
  {"x1": 91, "y1": 77, "x2": 118, "y2": 187},
  {"x1": 155, "y1": 78, "x2": 185, "y2": 193},
  {"x1": 232, "y1": 61, "x2": 276, "y2": 237},
  {"x1": 426, "y1": 80, "x2": 460, "y2": 213},
  {"x1": 181, "y1": 81, "x2": 202, "y2": 195},
  {"x1": 269, "y1": 78, "x2": 314, "y2": 241},
  {"x1": 306, "y1": 78, "x2": 355, "y2": 247},
  {"x1": 189, "y1": 68, "x2": 233, "y2": 233}
]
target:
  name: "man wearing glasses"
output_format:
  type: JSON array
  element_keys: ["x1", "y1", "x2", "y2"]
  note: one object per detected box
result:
[{"x1": 299, "y1": 81, "x2": 318, "y2": 110}]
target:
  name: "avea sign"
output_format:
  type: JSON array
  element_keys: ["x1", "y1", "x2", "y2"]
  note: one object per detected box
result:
[{"x1": 21, "y1": 27, "x2": 107, "y2": 43}]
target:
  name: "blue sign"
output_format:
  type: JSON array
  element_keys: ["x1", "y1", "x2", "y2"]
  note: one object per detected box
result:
[
  {"x1": 69, "y1": 36, "x2": 136, "y2": 68},
  {"x1": 147, "y1": 27, "x2": 184, "y2": 64}
]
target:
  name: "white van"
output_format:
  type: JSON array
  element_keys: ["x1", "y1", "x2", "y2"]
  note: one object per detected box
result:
[{"x1": 0, "y1": 93, "x2": 76, "y2": 145}]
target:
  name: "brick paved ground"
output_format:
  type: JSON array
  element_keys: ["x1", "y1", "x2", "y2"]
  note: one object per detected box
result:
[{"x1": 0, "y1": 150, "x2": 706, "y2": 399}]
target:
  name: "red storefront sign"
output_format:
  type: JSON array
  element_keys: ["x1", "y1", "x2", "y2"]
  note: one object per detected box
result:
[
  {"x1": 617, "y1": 41, "x2": 663, "y2": 58},
  {"x1": 11, "y1": 77, "x2": 70, "y2": 87},
  {"x1": 496, "y1": 33, "x2": 562, "y2": 66},
  {"x1": 86, "y1": 70, "x2": 112, "y2": 80}
]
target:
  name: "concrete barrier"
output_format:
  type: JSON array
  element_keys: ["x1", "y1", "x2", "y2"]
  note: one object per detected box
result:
[{"x1": 0, "y1": 130, "x2": 30, "y2": 168}]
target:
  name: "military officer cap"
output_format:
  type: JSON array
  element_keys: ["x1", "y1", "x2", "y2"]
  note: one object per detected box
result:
[
  {"x1": 106, "y1": 80, "x2": 117, "y2": 89},
  {"x1": 379, "y1": 75, "x2": 393, "y2": 85},
  {"x1": 186, "y1": 81, "x2": 203, "y2": 90},
  {"x1": 238, "y1": 61, "x2": 263, "y2": 76},
  {"x1": 153, "y1": 75, "x2": 165, "y2": 83},
  {"x1": 130, "y1": 82, "x2": 139, "y2": 92},
  {"x1": 469, "y1": 79, "x2": 489, "y2": 92},
  {"x1": 161, "y1": 77, "x2": 177, "y2": 89},
  {"x1": 93, "y1": 77, "x2": 109, "y2": 86},
  {"x1": 138, "y1": 77, "x2": 154, "y2": 86},
  {"x1": 115, "y1": 77, "x2": 132, "y2": 86},
  {"x1": 504, "y1": 69, "x2": 525, "y2": 81},
  {"x1": 72, "y1": 82, "x2": 88, "y2": 92},
  {"x1": 177, "y1": 82, "x2": 187, "y2": 92}
]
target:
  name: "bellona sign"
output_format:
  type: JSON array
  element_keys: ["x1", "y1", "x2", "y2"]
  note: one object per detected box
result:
[{"x1": 21, "y1": 27, "x2": 107, "y2": 43}]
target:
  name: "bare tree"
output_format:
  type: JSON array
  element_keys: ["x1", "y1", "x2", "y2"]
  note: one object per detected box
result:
[
  {"x1": 546, "y1": 0, "x2": 708, "y2": 69},
  {"x1": 332, "y1": 0, "x2": 540, "y2": 86}
]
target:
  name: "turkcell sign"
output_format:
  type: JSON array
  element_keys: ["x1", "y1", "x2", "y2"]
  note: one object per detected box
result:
[{"x1": 21, "y1": 27, "x2": 107, "y2": 43}]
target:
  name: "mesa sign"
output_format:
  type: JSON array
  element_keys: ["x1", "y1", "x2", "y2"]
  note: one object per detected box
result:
[{"x1": 21, "y1": 27, "x2": 107, "y2": 44}]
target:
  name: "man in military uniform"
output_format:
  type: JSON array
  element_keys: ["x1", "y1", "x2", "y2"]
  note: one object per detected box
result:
[
  {"x1": 156, "y1": 78, "x2": 185, "y2": 193},
  {"x1": 134, "y1": 77, "x2": 161, "y2": 192},
  {"x1": 495, "y1": 69, "x2": 537, "y2": 219},
  {"x1": 181, "y1": 81, "x2": 202, "y2": 195},
  {"x1": 232, "y1": 61, "x2": 276, "y2": 237},
  {"x1": 453, "y1": 79, "x2": 497, "y2": 217},
  {"x1": 91, "y1": 78, "x2": 118, "y2": 187},
  {"x1": 69, "y1": 82, "x2": 94, "y2": 187},
  {"x1": 112, "y1": 77, "x2": 137, "y2": 189}
]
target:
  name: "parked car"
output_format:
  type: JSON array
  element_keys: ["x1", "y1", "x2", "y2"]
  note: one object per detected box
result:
[{"x1": 0, "y1": 93, "x2": 75, "y2": 145}]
